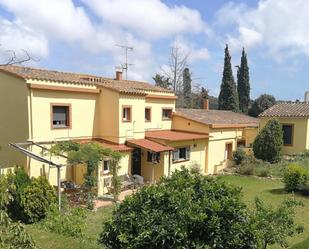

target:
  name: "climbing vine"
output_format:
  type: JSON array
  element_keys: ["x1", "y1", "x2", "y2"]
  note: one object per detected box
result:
[{"x1": 50, "y1": 141, "x2": 122, "y2": 204}]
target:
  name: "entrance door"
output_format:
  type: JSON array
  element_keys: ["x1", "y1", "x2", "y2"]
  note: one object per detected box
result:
[
  {"x1": 132, "y1": 148, "x2": 141, "y2": 175},
  {"x1": 225, "y1": 143, "x2": 233, "y2": 160}
]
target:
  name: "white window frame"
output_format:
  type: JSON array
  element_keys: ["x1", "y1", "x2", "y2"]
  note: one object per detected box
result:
[{"x1": 103, "y1": 160, "x2": 110, "y2": 174}]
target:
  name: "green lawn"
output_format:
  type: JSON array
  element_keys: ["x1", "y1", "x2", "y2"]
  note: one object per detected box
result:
[{"x1": 26, "y1": 175, "x2": 309, "y2": 249}]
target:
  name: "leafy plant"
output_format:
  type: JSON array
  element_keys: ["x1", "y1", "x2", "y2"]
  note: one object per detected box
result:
[
  {"x1": 252, "y1": 198, "x2": 303, "y2": 249},
  {"x1": 21, "y1": 176, "x2": 57, "y2": 223},
  {"x1": 236, "y1": 164, "x2": 255, "y2": 175},
  {"x1": 283, "y1": 164, "x2": 308, "y2": 192},
  {"x1": 99, "y1": 167, "x2": 257, "y2": 249},
  {"x1": 253, "y1": 118, "x2": 283, "y2": 163},
  {"x1": 233, "y1": 148, "x2": 247, "y2": 165}
]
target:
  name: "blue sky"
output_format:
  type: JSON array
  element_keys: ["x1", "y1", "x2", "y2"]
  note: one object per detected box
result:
[{"x1": 0, "y1": 0, "x2": 308, "y2": 101}]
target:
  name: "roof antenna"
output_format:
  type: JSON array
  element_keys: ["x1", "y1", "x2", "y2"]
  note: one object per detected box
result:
[{"x1": 115, "y1": 44, "x2": 134, "y2": 80}]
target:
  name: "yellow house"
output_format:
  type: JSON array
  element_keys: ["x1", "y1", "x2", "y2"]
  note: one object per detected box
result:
[
  {"x1": 173, "y1": 107, "x2": 259, "y2": 174},
  {"x1": 0, "y1": 65, "x2": 211, "y2": 195},
  {"x1": 259, "y1": 102, "x2": 309, "y2": 154}
]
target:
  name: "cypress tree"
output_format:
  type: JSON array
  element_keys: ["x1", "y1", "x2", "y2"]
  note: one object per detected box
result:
[
  {"x1": 237, "y1": 48, "x2": 250, "y2": 113},
  {"x1": 218, "y1": 45, "x2": 239, "y2": 112},
  {"x1": 183, "y1": 67, "x2": 192, "y2": 108}
]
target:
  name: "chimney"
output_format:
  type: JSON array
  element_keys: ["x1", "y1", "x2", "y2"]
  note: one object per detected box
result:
[
  {"x1": 203, "y1": 99, "x2": 209, "y2": 110},
  {"x1": 305, "y1": 91, "x2": 309, "y2": 102},
  {"x1": 115, "y1": 70, "x2": 122, "y2": 81}
]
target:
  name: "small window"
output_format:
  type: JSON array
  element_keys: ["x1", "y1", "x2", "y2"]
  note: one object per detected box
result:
[
  {"x1": 52, "y1": 104, "x2": 70, "y2": 129},
  {"x1": 103, "y1": 160, "x2": 110, "y2": 174},
  {"x1": 162, "y1": 108, "x2": 172, "y2": 120},
  {"x1": 145, "y1": 107, "x2": 151, "y2": 122},
  {"x1": 122, "y1": 106, "x2": 131, "y2": 122},
  {"x1": 172, "y1": 146, "x2": 190, "y2": 163},
  {"x1": 282, "y1": 124, "x2": 293, "y2": 146},
  {"x1": 147, "y1": 151, "x2": 160, "y2": 163}
]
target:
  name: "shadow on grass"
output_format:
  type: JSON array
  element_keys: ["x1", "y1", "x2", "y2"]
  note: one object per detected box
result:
[
  {"x1": 268, "y1": 188, "x2": 309, "y2": 197},
  {"x1": 290, "y1": 238, "x2": 309, "y2": 249}
]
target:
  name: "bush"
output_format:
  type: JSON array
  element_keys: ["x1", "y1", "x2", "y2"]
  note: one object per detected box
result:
[
  {"x1": 7, "y1": 167, "x2": 31, "y2": 222},
  {"x1": 21, "y1": 176, "x2": 57, "y2": 223},
  {"x1": 41, "y1": 205, "x2": 87, "y2": 238},
  {"x1": 255, "y1": 166, "x2": 271, "y2": 177},
  {"x1": 233, "y1": 148, "x2": 247, "y2": 165},
  {"x1": 236, "y1": 164, "x2": 255, "y2": 175},
  {"x1": 283, "y1": 164, "x2": 308, "y2": 192},
  {"x1": 99, "y1": 168, "x2": 257, "y2": 249},
  {"x1": 253, "y1": 119, "x2": 283, "y2": 163}
]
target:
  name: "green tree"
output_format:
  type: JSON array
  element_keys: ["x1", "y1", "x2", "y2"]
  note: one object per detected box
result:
[
  {"x1": 182, "y1": 67, "x2": 192, "y2": 108},
  {"x1": 153, "y1": 74, "x2": 172, "y2": 89},
  {"x1": 218, "y1": 44, "x2": 239, "y2": 112},
  {"x1": 237, "y1": 48, "x2": 250, "y2": 113},
  {"x1": 249, "y1": 94, "x2": 276, "y2": 117},
  {"x1": 99, "y1": 168, "x2": 257, "y2": 249},
  {"x1": 252, "y1": 198, "x2": 303, "y2": 249},
  {"x1": 253, "y1": 119, "x2": 283, "y2": 162}
]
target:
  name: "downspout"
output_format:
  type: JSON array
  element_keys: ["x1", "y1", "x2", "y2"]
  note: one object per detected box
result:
[
  {"x1": 28, "y1": 84, "x2": 34, "y2": 141},
  {"x1": 168, "y1": 150, "x2": 171, "y2": 177}
]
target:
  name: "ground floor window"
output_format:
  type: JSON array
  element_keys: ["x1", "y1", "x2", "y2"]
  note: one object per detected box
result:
[
  {"x1": 103, "y1": 160, "x2": 110, "y2": 174},
  {"x1": 282, "y1": 124, "x2": 293, "y2": 146},
  {"x1": 173, "y1": 146, "x2": 190, "y2": 163},
  {"x1": 147, "y1": 151, "x2": 161, "y2": 163}
]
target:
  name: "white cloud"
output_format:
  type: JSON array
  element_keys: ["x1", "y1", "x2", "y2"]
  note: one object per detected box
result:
[
  {"x1": 216, "y1": 0, "x2": 309, "y2": 57},
  {"x1": 82, "y1": 0, "x2": 206, "y2": 39}
]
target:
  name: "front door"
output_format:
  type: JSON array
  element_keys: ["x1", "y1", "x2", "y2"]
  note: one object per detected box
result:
[
  {"x1": 225, "y1": 143, "x2": 233, "y2": 160},
  {"x1": 132, "y1": 148, "x2": 141, "y2": 175}
]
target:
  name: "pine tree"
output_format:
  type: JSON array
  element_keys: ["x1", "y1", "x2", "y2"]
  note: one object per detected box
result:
[
  {"x1": 218, "y1": 45, "x2": 239, "y2": 112},
  {"x1": 153, "y1": 74, "x2": 172, "y2": 89},
  {"x1": 237, "y1": 48, "x2": 250, "y2": 113},
  {"x1": 183, "y1": 67, "x2": 192, "y2": 108}
]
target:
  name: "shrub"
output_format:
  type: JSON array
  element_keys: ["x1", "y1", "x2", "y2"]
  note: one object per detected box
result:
[
  {"x1": 233, "y1": 148, "x2": 247, "y2": 165},
  {"x1": 256, "y1": 166, "x2": 271, "y2": 177},
  {"x1": 7, "y1": 167, "x2": 31, "y2": 221},
  {"x1": 99, "y1": 168, "x2": 257, "y2": 249},
  {"x1": 41, "y1": 205, "x2": 87, "y2": 238},
  {"x1": 283, "y1": 164, "x2": 308, "y2": 192},
  {"x1": 21, "y1": 176, "x2": 57, "y2": 223},
  {"x1": 236, "y1": 164, "x2": 255, "y2": 175},
  {"x1": 253, "y1": 119, "x2": 283, "y2": 163}
]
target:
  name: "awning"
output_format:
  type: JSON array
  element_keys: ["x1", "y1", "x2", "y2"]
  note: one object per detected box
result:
[
  {"x1": 126, "y1": 139, "x2": 174, "y2": 152},
  {"x1": 145, "y1": 130, "x2": 209, "y2": 142}
]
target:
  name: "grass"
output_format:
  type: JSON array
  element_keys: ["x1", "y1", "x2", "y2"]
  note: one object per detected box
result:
[
  {"x1": 26, "y1": 205, "x2": 114, "y2": 249},
  {"x1": 26, "y1": 175, "x2": 309, "y2": 249}
]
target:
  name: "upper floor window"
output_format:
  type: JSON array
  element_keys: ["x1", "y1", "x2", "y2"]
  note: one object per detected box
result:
[
  {"x1": 122, "y1": 106, "x2": 132, "y2": 122},
  {"x1": 162, "y1": 108, "x2": 172, "y2": 120},
  {"x1": 282, "y1": 124, "x2": 293, "y2": 146},
  {"x1": 173, "y1": 146, "x2": 190, "y2": 163},
  {"x1": 51, "y1": 104, "x2": 71, "y2": 129},
  {"x1": 145, "y1": 107, "x2": 151, "y2": 122}
]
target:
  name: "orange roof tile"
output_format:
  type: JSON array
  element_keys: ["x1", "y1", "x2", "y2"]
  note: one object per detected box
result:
[
  {"x1": 259, "y1": 102, "x2": 309, "y2": 117},
  {"x1": 145, "y1": 130, "x2": 209, "y2": 142},
  {"x1": 78, "y1": 138, "x2": 133, "y2": 152},
  {"x1": 126, "y1": 139, "x2": 174, "y2": 152}
]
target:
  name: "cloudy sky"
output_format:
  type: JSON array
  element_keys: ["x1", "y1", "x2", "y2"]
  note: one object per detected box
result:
[{"x1": 0, "y1": 0, "x2": 308, "y2": 100}]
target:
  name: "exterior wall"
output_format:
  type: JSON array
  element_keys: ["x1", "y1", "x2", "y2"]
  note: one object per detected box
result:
[
  {"x1": 0, "y1": 73, "x2": 29, "y2": 168},
  {"x1": 29, "y1": 88, "x2": 99, "y2": 142},
  {"x1": 97, "y1": 151, "x2": 131, "y2": 196},
  {"x1": 172, "y1": 115, "x2": 210, "y2": 133},
  {"x1": 97, "y1": 88, "x2": 119, "y2": 143},
  {"x1": 145, "y1": 98, "x2": 175, "y2": 131},
  {"x1": 243, "y1": 127, "x2": 258, "y2": 147},
  {"x1": 260, "y1": 117, "x2": 309, "y2": 154}
]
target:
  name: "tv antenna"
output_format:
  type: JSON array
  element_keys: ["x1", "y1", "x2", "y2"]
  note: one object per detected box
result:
[{"x1": 115, "y1": 44, "x2": 134, "y2": 80}]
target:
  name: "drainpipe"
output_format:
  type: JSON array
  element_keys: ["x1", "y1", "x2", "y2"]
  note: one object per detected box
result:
[{"x1": 168, "y1": 151, "x2": 171, "y2": 177}]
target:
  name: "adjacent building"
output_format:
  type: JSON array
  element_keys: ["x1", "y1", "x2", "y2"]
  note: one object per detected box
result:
[{"x1": 0, "y1": 65, "x2": 259, "y2": 195}]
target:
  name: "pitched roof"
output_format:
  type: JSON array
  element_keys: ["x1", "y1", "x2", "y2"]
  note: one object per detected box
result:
[
  {"x1": 126, "y1": 139, "x2": 174, "y2": 152},
  {"x1": 145, "y1": 130, "x2": 209, "y2": 142},
  {"x1": 259, "y1": 102, "x2": 309, "y2": 117},
  {"x1": 0, "y1": 65, "x2": 173, "y2": 95},
  {"x1": 175, "y1": 108, "x2": 259, "y2": 128}
]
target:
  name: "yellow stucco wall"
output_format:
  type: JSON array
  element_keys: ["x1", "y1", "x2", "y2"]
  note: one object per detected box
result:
[
  {"x1": 260, "y1": 117, "x2": 309, "y2": 154},
  {"x1": 243, "y1": 127, "x2": 258, "y2": 147},
  {"x1": 0, "y1": 73, "x2": 29, "y2": 168},
  {"x1": 172, "y1": 115, "x2": 210, "y2": 133}
]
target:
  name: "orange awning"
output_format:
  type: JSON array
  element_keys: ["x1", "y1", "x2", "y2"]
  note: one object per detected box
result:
[{"x1": 126, "y1": 139, "x2": 174, "y2": 152}]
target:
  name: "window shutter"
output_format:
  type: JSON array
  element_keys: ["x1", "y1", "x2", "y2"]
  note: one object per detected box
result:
[{"x1": 185, "y1": 147, "x2": 190, "y2": 160}]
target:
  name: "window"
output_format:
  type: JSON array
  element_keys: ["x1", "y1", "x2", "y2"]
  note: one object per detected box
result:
[
  {"x1": 282, "y1": 124, "x2": 293, "y2": 146},
  {"x1": 225, "y1": 143, "x2": 233, "y2": 160},
  {"x1": 147, "y1": 151, "x2": 160, "y2": 163},
  {"x1": 122, "y1": 106, "x2": 131, "y2": 122},
  {"x1": 172, "y1": 146, "x2": 190, "y2": 162},
  {"x1": 145, "y1": 107, "x2": 151, "y2": 122},
  {"x1": 162, "y1": 108, "x2": 172, "y2": 120},
  {"x1": 103, "y1": 160, "x2": 110, "y2": 174},
  {"x1": 51, "y1": 104, "x2": 71, "y2": 129}
]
